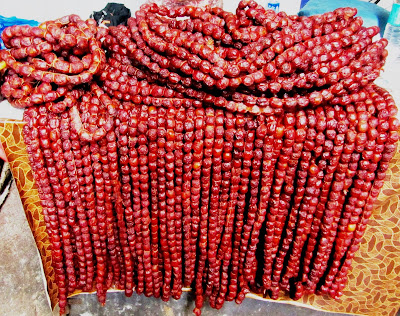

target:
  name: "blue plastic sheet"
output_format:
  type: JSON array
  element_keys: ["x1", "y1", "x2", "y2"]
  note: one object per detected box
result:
[
  {"x1": 299, "y1": 0, "x2": 390, "y2": 36},
  {"x1": 0, "y1": 15, "x2": 39, "y2": 49}
]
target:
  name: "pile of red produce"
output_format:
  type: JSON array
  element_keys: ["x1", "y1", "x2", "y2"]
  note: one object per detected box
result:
[{"x1": 0, "y1": 1, "x2": 398, "y2": 315}]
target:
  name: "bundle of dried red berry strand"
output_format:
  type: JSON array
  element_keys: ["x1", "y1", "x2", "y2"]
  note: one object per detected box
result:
[{"x1": 0, "y1": 1, "x2": 399, "y2": 315}]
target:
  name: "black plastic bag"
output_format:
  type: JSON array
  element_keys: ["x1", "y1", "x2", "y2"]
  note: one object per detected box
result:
[{"x1": 91, "y1": 3, "x2": 131, "y2": 26}]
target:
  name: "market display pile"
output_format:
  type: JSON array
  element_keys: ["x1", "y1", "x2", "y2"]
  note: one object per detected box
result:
[{"x1": 0, "y1": 1, "x2": 398, "y2": 314}]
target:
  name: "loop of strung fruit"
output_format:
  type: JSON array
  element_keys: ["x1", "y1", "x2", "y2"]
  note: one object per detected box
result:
[
  {"x1": 0, "y1": 1, "x2": 399, "y2": 316},
  {"x1": 0, "y1": 15, "x2": 106, "y2": 110}
]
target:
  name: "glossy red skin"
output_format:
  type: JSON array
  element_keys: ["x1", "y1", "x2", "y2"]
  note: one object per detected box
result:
[
  {"x1": 317, "y1": 109, "x2": 370, "y2": 294},
  {"x1": 156, "y1": 107, "x2": 173, "y2": 300},
  {"x1": 262, "y1": 112, "x2": 297, "y2": 296},
  {"x1": 302, "y1": 109, "x2": 353, "y2": 294},
  {"x1": 205, "y1": 109, "x2": 224, "y2": 297},
  {"x1": 242, "y1": 116, "x2": 283, "y2": 291},
  {"x1": 164, "y1": 107, "x2": 179, "y2": 299},
  {"x1": 299, "y1": 106, "x2": 347, "y2": 290},
  {"x1": 23, "y1": 107, "x2": 68, "y2": 315},
  {"x1": 193, "y1": 108, "x2": 215, "y2": 314},
  {"x1": 146, "y1": 105, "x2": 162, "y2": 298},
  {"x1": 268, "y1": 111, "x2": 307, "y2": 297},
  {"x1": 42, "y1": 109, "x2": 80, "y2": 300},
  {"x1": 98, "y1": 133, "x2": 125, "y2": 291},
  {"x1": 327, "y1": 86, "x2": 398, "y2": 299},
  {"x1": 236, "y1": 115, "x2": 265, "y2": 302},
  {"x1": 172, "y1": 107, "x2": 185, "y2": 299},
  {"x1": 115, "y1": 105, "x2": 135, "y2": 293},
  {"x1": 88, "y1": 140, "x2": 107, "y2": 304},
  {"x1": 209, "y1": 111, "x2": 235, "y2": 308},
  {"x1": 214, "y1": 113, "x2": 246, "y2": 310},
  {"x1": 227, "y1": 117, "x2": 255, "y2": 301},
  {"x1": 59, "y1": 112, "x2": 89, "y2": 290},
  {"x1": 182, "y1": 108, "x2": 195, "y2": 287}
]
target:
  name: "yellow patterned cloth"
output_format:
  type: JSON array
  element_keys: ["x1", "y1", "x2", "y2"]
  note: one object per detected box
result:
[
  {"x1": 0, "y1": 120, "x2": 59, "y2": 308},
  {"x1": 1, "y1": 119, "x2": 400, "y2": 315}
]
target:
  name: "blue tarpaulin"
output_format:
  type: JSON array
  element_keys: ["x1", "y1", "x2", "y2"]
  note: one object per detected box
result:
[
  {"x1": 299, "y1": 0, "x2": 390, "y2": 36},
  {"x1": 0, "y1": 16, "x2": 39, "y2": 49}
]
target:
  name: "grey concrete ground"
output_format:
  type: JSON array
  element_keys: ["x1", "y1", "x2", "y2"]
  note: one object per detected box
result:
[
  {"x1": 68, "y1": 291, "x2": 341, "y2": 316},
  {"x1": 0, "y1": 181, "x2": 51, "y2": 316},
  {"x1": 0, "y1": 181, "x2": 365, "y2": 316}
]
